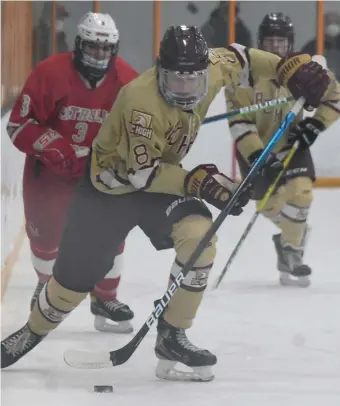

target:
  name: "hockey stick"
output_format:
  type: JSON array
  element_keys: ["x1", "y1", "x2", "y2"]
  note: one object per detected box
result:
[
  {"x1": 213, "y1": 140, "x2": 300, "y2": 289},
  {"x1": 202, "y1": 53, "x2": 326, "y2": 126},
  {"x1": 63, "y1": 97, "x2": 305, "y2": 370},
  {"x1": 202, "y1": 96, "x2": 294, "y2": 125}
]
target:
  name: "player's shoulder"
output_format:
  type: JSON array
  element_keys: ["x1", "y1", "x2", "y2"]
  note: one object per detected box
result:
[
  {"x1": 114, "y1": 56, "x2": 134, "y2": 71},
  {"x1": 209, "y1": 47, "x2": 239, "y2": 66},
  {"x1": 121, "y1": 68, "x2": 159, "y2": 106},
  {"x1": 33, "y1": 52, "x2": 74, "y2": 78},
  {"x1": 110, "y1": 56, "x2": 138, "y2": 84},
  {"x1": 209, "y1": 44, "x2": 250, "y2": 68}
]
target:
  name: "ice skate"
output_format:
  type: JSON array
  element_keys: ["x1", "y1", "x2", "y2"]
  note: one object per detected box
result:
[
  {"x1": 30, "y1": 280, "x2": 46, "y2": 310},
  {"x1": 273, "y1": 233, "x2": 311, "y2": 287},
  {"x1": 155, "y1": 316, "x2": 217, "y2": 382},
  {"x1": 1, "y1": 323, "x2": 45, "y2": 369},
  {"x1": 90, "y1": 294, "x2": 134, "y2": 334}
]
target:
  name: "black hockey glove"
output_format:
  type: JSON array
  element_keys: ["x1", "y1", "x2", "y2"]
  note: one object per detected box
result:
[
  {"x1": 248, "y1": 150, "x2": 285, "y2": 199},
  {"x1": 288, "y1": 117, "x2": 325, "y2": 151},
  {"x1": 184, "y1": 164, "x2": 251, "y2": 215},
  {"x1": 277, "y1": 53, "x2": 330, "y2": 108}
]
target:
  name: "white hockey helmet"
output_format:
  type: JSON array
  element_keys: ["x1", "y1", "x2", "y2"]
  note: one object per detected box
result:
[{"x1": 74, "y1": 12, "x2": 120, "y2": 81}]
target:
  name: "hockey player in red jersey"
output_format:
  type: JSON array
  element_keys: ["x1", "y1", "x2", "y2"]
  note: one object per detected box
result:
[{"x1": 7, "y1": 12, "x2": 138, "y2": 334}]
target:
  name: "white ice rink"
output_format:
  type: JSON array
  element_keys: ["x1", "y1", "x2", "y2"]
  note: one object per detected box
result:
[{"x1": 1, "y1": 189, "x2": 340, "y2": 406}]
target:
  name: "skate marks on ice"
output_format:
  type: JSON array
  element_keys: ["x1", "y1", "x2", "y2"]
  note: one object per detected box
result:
[{"x1": 2, "y1": 190, "x2": 340, "y2": 405}]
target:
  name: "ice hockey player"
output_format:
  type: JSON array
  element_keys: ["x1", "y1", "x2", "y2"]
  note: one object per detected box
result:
[
  {"x1": 2, "y1": 25, "x2": 332, "y2": 381},
  {"x1": 6, "y1": 12, "x2": 138, "y2": 333},
  {"x1": 225, "y1": 13, "x2": 340, "y2": 287}
]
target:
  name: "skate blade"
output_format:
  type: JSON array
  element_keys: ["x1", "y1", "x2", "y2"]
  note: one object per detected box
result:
[
  {"x1": 94, "y1": 316, "x2": 133, "y2": 334},
  {"x1": 155, "y1": 359, "x2": 214, "y2": 382},
  {"x1": 279, "y1": 272, "x2": 311, "y2": 288}
]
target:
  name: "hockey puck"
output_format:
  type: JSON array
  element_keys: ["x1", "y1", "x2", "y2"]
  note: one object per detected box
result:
[{"x1": 94, "y1": 385, "x2": 113, "y2": 393}]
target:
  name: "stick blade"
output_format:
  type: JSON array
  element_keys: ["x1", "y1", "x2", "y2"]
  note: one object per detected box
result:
[
  {"x1": 63, "y1": 349, "x2": 112, "y2": 369},
  {"x1": 109, "y1": 335, "x2": 143, "y2": 366}
]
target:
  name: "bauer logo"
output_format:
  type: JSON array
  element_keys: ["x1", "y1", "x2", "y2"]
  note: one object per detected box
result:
[
  {"x1": 130, "y1": 110, "x2": 153, "y2": 139},
  {"x1": 146, "y1": 272, "x2": 184, "y2": 329},
  {"x1": 165, "y1": 196, "x2": 196, "y2": 217}
]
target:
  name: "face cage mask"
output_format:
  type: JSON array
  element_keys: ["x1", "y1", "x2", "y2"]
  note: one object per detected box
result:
[
  {"x1": 158, "y1": 68, "x2": 209, "y2": 111},
  {"x1": 260, "y1": 37, "x2": 291, "y2": 57},
  {"x1": 78, "y1": 39, "x2": 118, "y2": 79}
]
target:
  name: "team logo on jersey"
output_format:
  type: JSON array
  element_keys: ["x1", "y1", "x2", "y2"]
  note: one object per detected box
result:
[
  {"x1": 208, "y1": 49, "x2": 237, "y2": 65},
  {"x1": 130, "y1": 110, "x2": 153, "y2": 139},
  {"x1": 59, "y1": 106, "x2": 108, "y2": 123}
]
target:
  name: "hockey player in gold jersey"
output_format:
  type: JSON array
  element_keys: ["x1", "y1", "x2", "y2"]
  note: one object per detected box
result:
[
  {"x1": 225, "y1": 13, "x2": 340, "y2": 287},
  {"x1": 1, "y1": 25, "x2": 332, "y2": 380}
]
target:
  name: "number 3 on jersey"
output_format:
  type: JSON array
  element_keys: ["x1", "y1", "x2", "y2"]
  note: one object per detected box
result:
[{"x1": 72, "y1": 122, "x2": 88, "y2": 143}]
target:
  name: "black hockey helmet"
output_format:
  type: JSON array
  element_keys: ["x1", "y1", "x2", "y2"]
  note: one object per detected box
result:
[
  {"x1": 157, "y1": 25, "x2": 209, "y2": 110},
  {"x1": 258, "y1": 13, "x2": 294, "y2": 56}
]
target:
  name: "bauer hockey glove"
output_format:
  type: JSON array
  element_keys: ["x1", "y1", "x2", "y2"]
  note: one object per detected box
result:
[
  {"x1": 33, "y1": 129, "x2": 81, "y2": 178},
  {"x1": 248, "y1": 150, "x2": 284, "y2": 200},
  {"x1": 277, "y1": 53, "x2": 330, "y2": 108},
  {"x1": 288, "y1": 117, "x2": 325, "y2": 151},
  {"x1": 184, "y1": 164, "x2": 251, "y2": 215}
]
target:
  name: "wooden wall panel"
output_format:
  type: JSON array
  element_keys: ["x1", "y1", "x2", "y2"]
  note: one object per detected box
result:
[{"x1": 1, "y1": 1, "x2": 32, "y2": 108}]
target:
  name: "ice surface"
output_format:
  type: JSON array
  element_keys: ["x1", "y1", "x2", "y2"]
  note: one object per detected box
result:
[{"x1": 1, "y1": 190, "x2": 340, "y2": 406}]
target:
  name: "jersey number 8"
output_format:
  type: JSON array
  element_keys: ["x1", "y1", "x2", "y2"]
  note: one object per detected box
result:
[{"x1": 133, "y1": 144, "x2": 148, "y2": 165}]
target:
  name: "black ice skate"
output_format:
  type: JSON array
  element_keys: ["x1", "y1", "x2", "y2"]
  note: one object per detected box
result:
[
  {"x1": 155, "y1": 316, "x2": 217, "y2": 382},
  {"x1": 30, "y1": 280, "x2": 46, "y2": 310},
  {"x1": 90, "y1": 294, "x2": 134, "y2": 334},
  {"x1": 273, "y1": 233, "x2": 311, "y2": 288},
  {"x1": 1, "y1": 323, "x2": 45, "y2": 369}
]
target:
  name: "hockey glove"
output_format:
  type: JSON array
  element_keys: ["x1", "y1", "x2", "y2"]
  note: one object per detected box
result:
[
  {"x1": 277, "y1": 53, "x2": 330, "y2": 108},
  {"x1": 184, "y1": 164, "x2": 251, "y2": 215},
  {"x1": 33, "y1": 129, "x2": 81, "y2": 178},
  {"x1": 248, "y1": 150, "x2": 285, "y2": 199},
  {"x1": 288, "y1": 117, "x2": 325, "y2": 151}
]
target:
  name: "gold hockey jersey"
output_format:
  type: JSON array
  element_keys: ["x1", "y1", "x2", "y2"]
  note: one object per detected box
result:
[
  {"x1": 225, "y1": 71, "x2": 340, "y2": 162},
  {"x1": 90, "y1": 44, "x2": 336, "y2": 197}
]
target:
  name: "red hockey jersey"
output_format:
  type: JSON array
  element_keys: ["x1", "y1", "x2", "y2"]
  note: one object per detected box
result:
[{"x1": 7, "y1": 52, "x2": 138, "y2": 176}]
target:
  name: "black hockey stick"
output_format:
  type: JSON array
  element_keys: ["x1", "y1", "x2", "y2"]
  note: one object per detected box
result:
[
  {"x1": 63, "y1": 97, "x2": 304, "y2": 370},
  {"x1": 202, "y1": 96, "x2": 294, "y2": 125}
]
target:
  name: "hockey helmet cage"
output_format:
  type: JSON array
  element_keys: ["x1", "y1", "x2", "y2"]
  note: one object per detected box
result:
[
  {"x1": 157, "y1": 25, "x2": 209, "y2": 110},
  {"x1": 74, "y1": 12, "x2": 119, "y2": 81}
]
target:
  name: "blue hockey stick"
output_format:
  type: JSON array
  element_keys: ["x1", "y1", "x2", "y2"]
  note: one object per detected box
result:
[{"x1": 63, "y1": 97, "x2": 305, "y2": 370}]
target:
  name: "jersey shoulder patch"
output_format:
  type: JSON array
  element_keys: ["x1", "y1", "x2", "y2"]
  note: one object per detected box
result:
[{"x1": 208, "y1": 48, "x2": 238, "y2": 65}]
